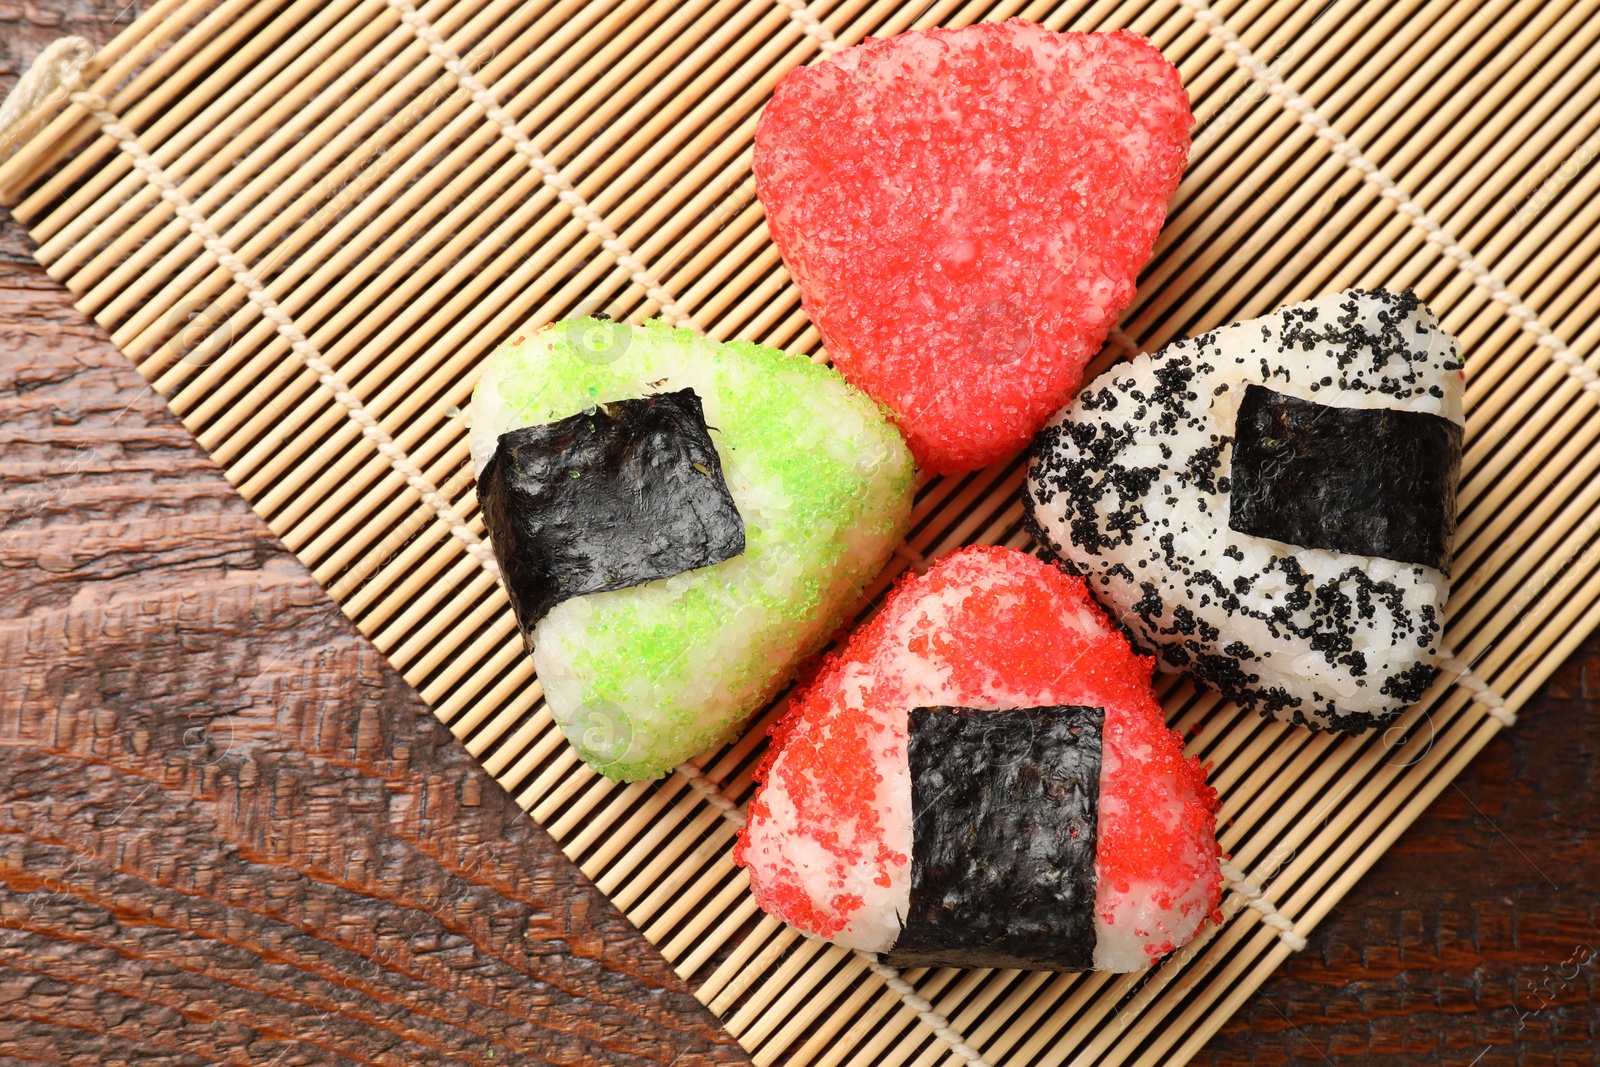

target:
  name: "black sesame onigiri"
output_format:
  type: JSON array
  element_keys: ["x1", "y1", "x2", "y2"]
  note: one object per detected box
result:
[{"x1": 1025, "y1": 289, "x2": 1464, "y2": 732}]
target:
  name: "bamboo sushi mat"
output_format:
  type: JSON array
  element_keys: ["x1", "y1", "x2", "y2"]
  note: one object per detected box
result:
[{"x1": 5, "y1": 0, "x2": 1600, "y2": 1059}]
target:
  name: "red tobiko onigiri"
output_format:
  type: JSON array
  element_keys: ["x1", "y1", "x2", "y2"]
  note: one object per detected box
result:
[
  {"x1": 754, "y1": 21, "x2": 1192, "y2": 474},
  {"x1": 736, "y1": 545, "x2": 1221, "y2": 972}
]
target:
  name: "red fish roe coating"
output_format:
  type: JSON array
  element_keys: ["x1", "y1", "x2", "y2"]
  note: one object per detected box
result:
[
  {"x1": 736, "y1": 545, "x2": 1221, "y2": 955},
  {"x1": 1097, "y1": 685, "x2": 1221, "y2": 943},
  {"x1": 739, "y1": 695, "x2": 901, "y2": 939},
  {"x1": 754, "y1": 21, "x2": 1192, "y2": 475}
]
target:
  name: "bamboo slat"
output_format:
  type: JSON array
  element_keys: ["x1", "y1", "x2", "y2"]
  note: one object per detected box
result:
[{"x1": 6, "y1": 0, "x2": 1599, "y2": 1062}]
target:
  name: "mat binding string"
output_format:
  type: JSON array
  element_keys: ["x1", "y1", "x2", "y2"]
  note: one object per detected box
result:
[
  {"x1": 773, "y1": 0, "x2": 846, "y2": 56},
  {"x1": 0, "y1": 36, "x2": 92, "y2": 163},
  {"x1": 1436, "y1": 649, "x2": 1518, "y2": 728},
  {"x1": 1216, "y1": 848, "x2": 1307, "y2": 952}
]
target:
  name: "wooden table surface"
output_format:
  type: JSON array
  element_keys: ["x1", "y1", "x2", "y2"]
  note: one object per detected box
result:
[{"x1": 2, "y1": 6, "x2": 1598, "y2": 1064}]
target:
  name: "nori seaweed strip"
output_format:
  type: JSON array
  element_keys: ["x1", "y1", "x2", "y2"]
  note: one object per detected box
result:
[
  {"x1": 884, "y1": 705, "x2": 1103, "y2": 972},
  {"x1": 477, "y1": 388, "x2": 745, "y2": 637},
  {"x1": 1228, "y1": 384, "x2": 1462, "y2": 574}
]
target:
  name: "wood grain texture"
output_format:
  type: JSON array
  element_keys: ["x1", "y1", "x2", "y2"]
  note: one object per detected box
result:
[{"x1": 0, "y1": 3, "x2": 1597, "y2": 1064}]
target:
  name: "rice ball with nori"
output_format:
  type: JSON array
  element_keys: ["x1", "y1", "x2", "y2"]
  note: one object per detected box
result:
[
  {"x1": 1025, "y1": 288, "x2": 1465, "y2": 732},
  {"x1": 735, "y1": 545, "x2": 1222, "y2": 972},
  {"x1": 753, "y1": 20, "x2": 1192, "y2": 475},
  {"x1": 469, "y1": 318, "x2": 915, "y2": 781}
]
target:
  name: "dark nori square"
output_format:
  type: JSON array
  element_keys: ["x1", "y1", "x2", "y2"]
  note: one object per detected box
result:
[
  {"x1": 884, "y1": 705, "x2": 1104, "y2": 972},
  {"x1": 1228, "y1": 384, "x2": 1462, "y2": 574},
  {"x1": 476, "y1": 388, "x2": 745, "y2": 637}
]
